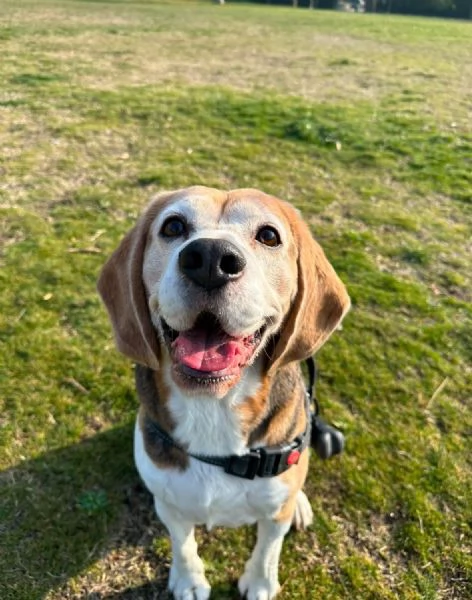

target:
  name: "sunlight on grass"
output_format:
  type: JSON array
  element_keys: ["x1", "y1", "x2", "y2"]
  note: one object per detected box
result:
[{"x1": 1, "y1": 1, "x2": 471, "y2": 599}]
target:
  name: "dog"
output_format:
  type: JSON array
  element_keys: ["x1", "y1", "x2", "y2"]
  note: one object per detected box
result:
[{"x1": 98, "y1": 186, "x2": 350, "y2": 600}]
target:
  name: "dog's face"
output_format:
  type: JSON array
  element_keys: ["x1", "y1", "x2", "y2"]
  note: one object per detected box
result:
[
  {"x1": 142, "y1": 188, "x2": 299, "y2": 395},
  {"x1": 98, "y1": 186, "x2": 350, "y2": 397}
]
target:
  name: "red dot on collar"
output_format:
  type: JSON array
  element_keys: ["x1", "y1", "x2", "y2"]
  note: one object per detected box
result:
[{"x1": 287, "y1": 450, "x2": 301, "y2": 466}]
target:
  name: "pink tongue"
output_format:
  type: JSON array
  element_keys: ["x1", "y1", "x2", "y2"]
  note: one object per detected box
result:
[{"x1": 172, "y1": 328, "x2": 252, "y2": 373}]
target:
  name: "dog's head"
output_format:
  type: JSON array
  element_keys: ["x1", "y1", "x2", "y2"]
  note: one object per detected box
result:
[{"x1": 98, "y1": 186, "x2": 350, "y2": 397}]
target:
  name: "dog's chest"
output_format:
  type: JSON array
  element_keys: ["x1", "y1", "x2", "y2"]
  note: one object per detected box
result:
[{"x1": 134, "y1": 419, "x2": 289, "y2": 529}]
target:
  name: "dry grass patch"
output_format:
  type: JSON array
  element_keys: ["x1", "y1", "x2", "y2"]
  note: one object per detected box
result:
[{"x1": 1, "y1": 2, "x2": 471, "y2": 600}]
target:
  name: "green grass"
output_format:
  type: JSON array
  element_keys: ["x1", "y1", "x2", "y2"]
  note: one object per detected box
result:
[{"x1": 1, "y1": 1, "x2": 471, "y2": 598}]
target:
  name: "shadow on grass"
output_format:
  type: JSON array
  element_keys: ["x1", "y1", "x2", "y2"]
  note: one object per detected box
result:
[
  {"x1": 1, "y1": 422, "x2": 180, "y2": 599},
  {"x1": 99, "y1": 581, "x2": 241, "y2": 600}
]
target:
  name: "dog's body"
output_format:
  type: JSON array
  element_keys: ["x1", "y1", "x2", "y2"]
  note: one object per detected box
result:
[{"x1": 98, "y1": 187, "x2": 349, "y2": 600}]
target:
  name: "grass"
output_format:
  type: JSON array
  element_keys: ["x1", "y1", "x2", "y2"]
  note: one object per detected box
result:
[{"x1": 1, "y1": 1, "x2": 471, "y2": 598}]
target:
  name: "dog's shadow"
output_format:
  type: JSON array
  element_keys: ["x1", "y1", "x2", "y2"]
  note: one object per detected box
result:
[
  {"x1": 99, "y1": 582, "x2": 240, "y2": 600},
  {"x1": 2, "y1": 422, "x2": 203, "y2": 599}
]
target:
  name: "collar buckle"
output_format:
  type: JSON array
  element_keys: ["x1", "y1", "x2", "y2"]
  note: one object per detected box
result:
[
  {"x1": 223, "y1": 439, "x2": 304, "y2": 480},
  {"x1": 257, "y1": 442, "x2": 298, "y2": 477},
  {"x1": 224, "y1": 450, "x2": 261, "y2": 479}
]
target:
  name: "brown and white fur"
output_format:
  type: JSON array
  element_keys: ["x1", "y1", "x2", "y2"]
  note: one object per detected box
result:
[{"x1": 98, "y1": 186, "x2": 350, "y2": 600}]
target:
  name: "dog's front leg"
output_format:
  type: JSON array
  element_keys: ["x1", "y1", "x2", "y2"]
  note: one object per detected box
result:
[
  {"x1": 154, "y1": 498, "x2": 211, "y2": 600},
  {"x1": 238, "y1": 518, "x2": 291, "y2": 600}
]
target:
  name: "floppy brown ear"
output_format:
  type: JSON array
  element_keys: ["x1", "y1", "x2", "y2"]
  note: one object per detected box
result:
[
  {"x1": 270, "y1": 216, "x2": 350, "y2": 370},
  {"x1": 97, "y1": 202, "x2": 163, "y2": 370}
]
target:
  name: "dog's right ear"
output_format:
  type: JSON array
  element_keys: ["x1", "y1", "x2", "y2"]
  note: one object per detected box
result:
[{"x1": 97, "y1": 199, "x2": 166, "y2": 370}]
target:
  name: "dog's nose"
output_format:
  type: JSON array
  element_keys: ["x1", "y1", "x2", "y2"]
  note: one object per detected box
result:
[{"x1": 178, "y1": 238, "x2": 246, "y2": 291}]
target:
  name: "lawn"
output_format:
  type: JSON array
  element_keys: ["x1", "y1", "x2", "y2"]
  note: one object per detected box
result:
[{"x1": 0, "y1": 1, "x2": 471, "y2": 598}]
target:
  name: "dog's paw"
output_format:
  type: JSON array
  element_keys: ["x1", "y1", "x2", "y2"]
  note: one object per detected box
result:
[
  {"x1": 169, "y1": 565, "x2": 211, "y2": 600},
  {"x1": 292, "y1": 490, "x2": 313, "y2": 531},
  {"x1": 238, "y1": 572, "x2": 280, "y2": 600}
]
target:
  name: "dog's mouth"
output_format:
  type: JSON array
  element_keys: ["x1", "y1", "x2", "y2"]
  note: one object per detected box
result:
[{"x1": 161, "y1": 312, "x2": 265, "y2": 386}]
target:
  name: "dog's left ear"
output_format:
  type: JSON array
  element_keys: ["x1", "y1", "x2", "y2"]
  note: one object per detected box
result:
[
  {"x1": 270, "y1": 213, "x2": 350, "y2": 370},
  {"x1": 97, "y1": 202, "x2": 163, "y2": 370}
]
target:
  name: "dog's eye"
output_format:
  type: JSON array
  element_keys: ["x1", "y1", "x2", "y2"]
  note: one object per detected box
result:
[
  {"x1": 256, "y1": 226, "x2": 281, "y2": 248},
  {"x1": 160, "y1": 217, "x2": 187, "y2": 238}
]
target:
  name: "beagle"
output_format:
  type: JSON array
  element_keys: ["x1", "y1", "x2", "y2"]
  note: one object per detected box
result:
[{"x1": 98, "y1": 186, "x2": 350, "y2": 600}]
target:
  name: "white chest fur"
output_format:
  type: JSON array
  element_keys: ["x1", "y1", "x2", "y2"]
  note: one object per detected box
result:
[
  {"x1": 165, "y1": 370, "x2": 259, "y2": 456},
  {"x1": 134, "y1": 419, "x2": 289, "y2": 530},
  {"x1": 134, "y1": 362, "x2": 290, "y2": 530}
]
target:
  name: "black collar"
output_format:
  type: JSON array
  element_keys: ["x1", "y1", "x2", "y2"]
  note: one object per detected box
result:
[
  {"x1": 144, "y1": 358, "x2": 316, "y2": 480},
  {"x1": 146, "y1": 416, "x2": 310, "y2": 480}
]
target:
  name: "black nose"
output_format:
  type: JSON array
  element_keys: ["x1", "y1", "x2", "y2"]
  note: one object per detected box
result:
[{"x1": 178, "y1": 238, "x2": 246, "y2": 291}]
